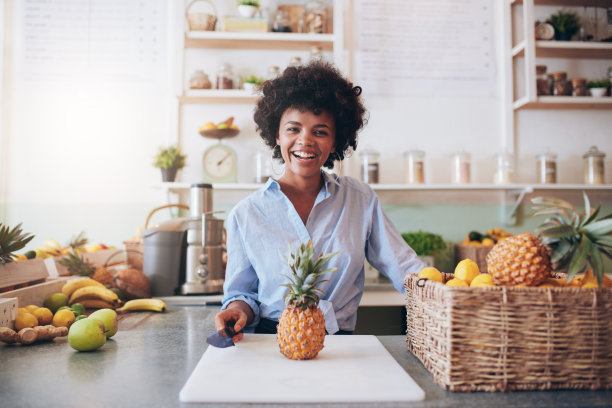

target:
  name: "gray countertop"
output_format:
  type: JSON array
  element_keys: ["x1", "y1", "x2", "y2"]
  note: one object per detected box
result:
[{"x1": 1, "y1": 305, "x2": 610, "y2": 408}]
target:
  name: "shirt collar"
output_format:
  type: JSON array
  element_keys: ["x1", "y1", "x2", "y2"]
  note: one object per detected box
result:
[{"x1": 265, "y1": 171, "x2": 340, "y2": 197}]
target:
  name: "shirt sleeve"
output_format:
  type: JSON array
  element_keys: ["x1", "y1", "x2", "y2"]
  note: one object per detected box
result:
[
  {"x1": 365, "y1": 194, "x2": 426, "y2": 294},
  {"x1": 221, "y1": 207, "x2": 261, "y2": 328}
]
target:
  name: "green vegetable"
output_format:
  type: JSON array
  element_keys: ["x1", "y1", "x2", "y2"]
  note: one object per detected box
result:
[
  {"x1": 152, "y1": 145, "x2": 187, "y2": 170},
  {"x1": 468, "y1": 231, "x2": 483, "y2": 242},
  {"x1": 587, "y1": 79, "x2": 609, "y2": 89},
  {"x1": 243, "y1": 75, "x2": 264, "y2": 84},
  {"x1": 237, "y1": 0, "x2": 260, "y2": 7},
  {"x1": 401, "y1": 231, "x2": 446, "y2": 256}
]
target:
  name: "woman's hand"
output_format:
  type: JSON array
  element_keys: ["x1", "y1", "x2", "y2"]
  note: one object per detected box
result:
[{"x1": 214, "y1": 301, "x2": 253, "y2": 343}]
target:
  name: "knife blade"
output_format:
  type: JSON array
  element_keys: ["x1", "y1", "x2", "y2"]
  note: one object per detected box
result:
[{"x1": 206, "y1": 326, "x2": 242, "y2": 348}]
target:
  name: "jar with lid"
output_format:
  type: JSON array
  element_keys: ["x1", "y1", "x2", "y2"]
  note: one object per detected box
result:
[
  {"x1": 288, "y1": 56, "x2": 302, "y2": 67},
  {"x1": 583, "y1": 146, "x2": 605, "y2": 185},
  {"x1": 451, "y1": 151, "x2": 471, "y2": 184},
  {"x1": 189, "y1": 70, "x2": 212, "y2": 89},
  {"x1": 299, "y1": 1, "x2": 326, "y2": 33},
  {"x1": 571, "y1": 78, "x2": 587, "y2": 96},
  {"x1": 266, "y1": 65, "x2": 280, "y2": 80},
  {"x1": 536, "y1": 151, "x2": 557, "y2": 184},
  {"x1": 359, "y1": 148, "x2": 380, "y2": 184},
  {"x1": 254, "y1": 149, "x2": 273, "y2": 183},
  {"x1": 552, "y1": 72, "x2": 571, "y2": 96},
  {"x1": 216, "y1": 63, "x2": 234, "y2": 90},
  {"x1": 309, "y1": 46, "x2": 324, "y2": 62},
  {"x1": 272, "y1": 9, "x2": 291, "y2": 32},
  {"x1": 494, "y1": 152, "x2": 514, "y2": 184},
  {"x1": 403, "y1": 150, "x2": 425, "y2": 184},
  {"x1": 536, "y1": 65, "x2": 551, "y2": 96}
]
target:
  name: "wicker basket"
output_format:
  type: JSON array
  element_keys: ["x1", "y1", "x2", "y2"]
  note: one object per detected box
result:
[
  {"x1": 185, "y1": 0, "x2": 217, "y2": 31},
  {"x1": 404, "y1": 272, "x2": 612, "y2": 392}
]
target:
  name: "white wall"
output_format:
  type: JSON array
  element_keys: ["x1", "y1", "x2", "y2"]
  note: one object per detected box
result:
[{"x1": 1, "y1": 0, "x2": 611, "y2": 251}]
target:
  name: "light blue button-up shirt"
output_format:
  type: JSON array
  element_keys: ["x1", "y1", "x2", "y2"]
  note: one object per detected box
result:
[{"x1": 221, "y1": 171, "x2": 425, "y2": 333}]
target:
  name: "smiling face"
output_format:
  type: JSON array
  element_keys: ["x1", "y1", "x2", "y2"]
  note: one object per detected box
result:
[{"x1": 276, "y1": 107, "x2": 336, "y2": 186}]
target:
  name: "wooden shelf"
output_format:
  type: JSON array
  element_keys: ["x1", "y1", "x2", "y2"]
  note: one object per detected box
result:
[
  {"x1": 184, "y1": 31, "x2": 335, "y2": 51},
  {"x1": 512, "y1": 41, "x2": 612, "y2": 59},
  {"x1": 179, "y1": 89, "x2": 260, "y2": 103},
  {"x1": 514, "y1": 96, "x2": 612, "y2": 110},
  {"x1": 513, "y1": 0, "x2": 612, "y2": 6}
]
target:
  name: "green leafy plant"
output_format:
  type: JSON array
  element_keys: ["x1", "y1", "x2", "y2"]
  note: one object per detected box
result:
[
  {"x1": 586, "y1": 79, "x2": 610, "y2": 89},
  {"x1": 243, "y1": 75, "x2": 264, "y2": 84},
  {"x1": 152, "y1": 145, "x2": 187, "y2": 170},
  {"x1": 237, "y1": 0, "x2": 260, "y2": 6},
  {"x1": 549, "y1": 9, "x2": 581, "y2": 40},
  {"x1": 0, "y1": 223, "x2": 35, "y2": 264},
  {"x1": 401, "y1": 231, "x2": 446, "y2": 256}
]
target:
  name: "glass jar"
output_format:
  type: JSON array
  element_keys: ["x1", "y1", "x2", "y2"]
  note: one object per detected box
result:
[
  {"x1": 536, "y1": 151, "x2": 557, "y2": 184},
  {"x1": 582, "y1": 146, "x2": 606, "y2": 185},
  {"x1": 288, "y1": 56, "x2": 302, "y2": 67},
  {"x1": 536, "y1": 65, "x2": 551, "y2": 96},
  {"x1": 403, "y1": 150, "x2": 425, "y2": 184},
  {"x1": 272, "y1": 9, "x2": 291, "y2": 32},
  {"x1": 254, "y1": 149, "x2": 273, "y2": 183},
  {"x1": 300, "y1": 1, "x2": 326, "y2": 33},
  {"x1": 494, "y1": 152, "x2": 514, "y2": 184},
  {"x1": 552, "y1": 72, "x2": 571, "y2": 96},
  {"x1": 216, "y1": 63, "x2": 234, "y2": 90},
  {"x1": 359, "y1": 148, "x2": 380, "y2": 184},
  {"x1": 451, "y1": 151, "x2": 471, "y2": 184},
  {"x1": 571, "y1": 78, "x2": 587, "y2": 96},
  {"x1": 266, "y1": 65, "x2": 280, "y2": 80},
  {"x1": 309, "y1": 46, "x2": 324, "y2": 62},
  {"x1": 189, "y1": 70, "x2": 212, "y2": 89}
]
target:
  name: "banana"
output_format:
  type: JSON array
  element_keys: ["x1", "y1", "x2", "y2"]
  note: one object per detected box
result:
[
  {"x1": 77, "y1": 299, "x2": 117, "y2": 310},
  {"x1": 116, "y1": 298, "x2": 167, "y2": 313},
  {"x1": 69, "y1": 286, "x2": 119, "y2": 306},
  {"x1": 62, "y1": 278, "x2": 106, "y2": 298}
]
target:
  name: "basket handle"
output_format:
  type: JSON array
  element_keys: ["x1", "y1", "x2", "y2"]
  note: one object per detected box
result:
[
  {"x1": 144, "y1": 204, "x2": 190, "y2": 229},
  {"x1": 103, "y1": 249, "x2": 143, "y2": 268},
  {"x1": 185, "y1": 0, "x2": 218, "y2": 19}
]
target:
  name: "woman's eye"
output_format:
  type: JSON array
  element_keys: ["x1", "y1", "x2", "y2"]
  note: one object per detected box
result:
[{"x1": 314, "y1": 130, "x2": 329, "y2": 136}]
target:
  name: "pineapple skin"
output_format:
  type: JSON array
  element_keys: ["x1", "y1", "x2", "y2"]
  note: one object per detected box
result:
[
  {"x1": 486, "y1": 233, "x2": 551, "y2": 287},
  {"x1": 277, "y1": 304, "x2": 326, "y2": 360}
]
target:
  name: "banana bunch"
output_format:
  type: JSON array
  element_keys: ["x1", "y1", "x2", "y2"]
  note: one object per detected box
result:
[
  {"x1": 116, "y1": 298, "x2": 167, "y2": 313},
  {"x1": 62, "y1": 278, "x2": 120, "y2": 309}
]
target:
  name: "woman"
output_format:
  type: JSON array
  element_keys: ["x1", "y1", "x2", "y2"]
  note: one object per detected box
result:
[{"x1": 215, "y1": 61, "x2": 424, "y2": 342}]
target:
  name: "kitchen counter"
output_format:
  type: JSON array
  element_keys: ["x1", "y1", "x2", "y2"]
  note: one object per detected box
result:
[{"x1": 1, "y1": 305, "x2": 610, "y2": 408}]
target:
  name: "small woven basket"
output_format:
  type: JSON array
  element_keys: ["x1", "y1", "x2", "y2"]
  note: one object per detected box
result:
[
  {"x1": 454, "y1": 244, "x2": 493, "y2": 273},
  {"x1": 185, "y1": 0, "x2": 217, "y2": 31},
  {"x1": 404, "y1": 272, "x2": 612, "y2": 392}
]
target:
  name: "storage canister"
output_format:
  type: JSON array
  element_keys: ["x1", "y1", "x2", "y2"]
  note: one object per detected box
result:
[
  {"x1": 571, "y1": 78, "x2": 587, "y2": 96},
  {"x1": 552, "y1": 72, "x2": 571, "y2": 96},
  {"x1": 536, "y1": 151, "x2": 557, "y2": 184},
  {"x1": 451, "y1": 151, "x2": 471, "y2": 184},
  {"x1": 216, "y1": 63, "x2": 234, "y2": 89},
  {"x1": 494, "y1": 152, "x2": 514, "y2": 184},
  {"x1": 536, "y1": 65, "x2": 551, "y2": 96},
  {"x1": 583, "y1": 146, "x2": 605, "y2": 185},
  {"x1": 404, "y1": 150, "x2": 425, "y2": 184},
  {"x1": 359, "y1": 148, "x2": 380, "y2": 184}
]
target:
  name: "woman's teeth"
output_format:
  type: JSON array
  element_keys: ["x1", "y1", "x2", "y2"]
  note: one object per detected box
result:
[{"x1": 293, "y1": 151, "x2": 316, "y2": 159}]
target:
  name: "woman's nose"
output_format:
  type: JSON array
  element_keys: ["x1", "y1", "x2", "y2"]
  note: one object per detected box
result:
[{"x1": 296, "y1": 129, "x2": 314, "y2": 145}]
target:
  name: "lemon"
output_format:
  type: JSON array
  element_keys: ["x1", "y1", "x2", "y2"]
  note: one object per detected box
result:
[
  {"x1": 454, "y1": 259, "x2": 480, "y2": 284},
  {"x1": 199, "y1": 122, "x2": 216, "y2": 131},
  {"x1": 446, "y1": 278, "x2": 468, "y2": 287},
  {"x1": 32, "y1": 307, "x2": 53, "y2": 325},
  {"x1": 24, "y1": 304, "x2": 39, "y2": 313},
  {"x1": 470, "y1": 273, "x2": 494, "y2": 287},
  {"x1": 53, "y1": 308, "x2": 76, "y2": 328},
  {"x1": 417, "y1": 267, "x2": 443, "y2": 283},
  {"x1": 481, "y1": 238, "x2": 495, "y2": 246},
  {"x1": 217, "y1": 123, "x2": 228, "y2": 130},
  {"x1": 14, "y1": 312, "x2": 38, "y2": 330}
]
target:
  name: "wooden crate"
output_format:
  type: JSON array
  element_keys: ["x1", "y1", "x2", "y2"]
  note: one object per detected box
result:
[
  {"x1": 0, "y1": 278, "x2": 70, "y2": 309},
  {"x1": 0, "y1": 258, "x2": 48, "y2": 292},
  {"x1": 0, "y1": 298, "x2": 18, "y2": 328},
  {"x1": 404, "y1": 273, "x2": 612, "y2": 392}
]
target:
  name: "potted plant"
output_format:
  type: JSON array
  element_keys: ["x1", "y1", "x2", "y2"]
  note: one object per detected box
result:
[
  {"x1": 401, "y1": 230, "x2": 447, "y2": 267},
  {"x1": 548, "y1": 9, "x2": 581, "y2": 41},
  {"x1": 153, "y1": 145, "x2": 187, "y2": 182},
  {"x1": 242, "y1": 75, "x2": 264, "y2": 92},
  {"x1": 237, "y1": 0, "x2": 260, "y2": 18},
  {"x1": 587, "y1": 79, "x2": 609, "y2": 97}
]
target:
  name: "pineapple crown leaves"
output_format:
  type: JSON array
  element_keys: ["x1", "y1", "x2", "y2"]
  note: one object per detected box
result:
[
  {"x1": 58, "y1": 249, "x2": 95, "y2": 276},
  {"x1": 532, "y1": 193, "x2": 612, "y2": 285},
  {"x1": 0, "y1": 223, "x2": 35, "y2": 264},
  {"x1": 281, "y1": 241, "x2": 339, "y2": 309},
  {"x1": 66, "y1": 230, "x2": 88, "y2": 249}
]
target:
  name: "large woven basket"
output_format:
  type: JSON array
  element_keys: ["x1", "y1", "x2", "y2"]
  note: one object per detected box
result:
[{"x1": 404, "y1": 272, "x2": 612, "y2": 392}]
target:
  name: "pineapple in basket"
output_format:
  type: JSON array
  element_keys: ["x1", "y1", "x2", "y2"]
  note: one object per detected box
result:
[
  {"x1": 277, "y1": 241, "x2": 338, "y2": 360},
  {"x1": 531, "y1": 194, "x2": 612, "y2": 287}
]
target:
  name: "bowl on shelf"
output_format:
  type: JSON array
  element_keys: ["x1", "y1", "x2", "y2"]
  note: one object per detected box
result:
[
  {"x1": 589, "y1": 88, "x2": 607, "y2": 97},
  {"x1": 199, "y1": 128, "x2": 240, "y2": 139}
]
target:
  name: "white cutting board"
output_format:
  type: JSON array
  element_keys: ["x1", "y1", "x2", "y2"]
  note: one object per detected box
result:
[{"x1": 179, "y1": 334, "x2": 425, "y2": 403}]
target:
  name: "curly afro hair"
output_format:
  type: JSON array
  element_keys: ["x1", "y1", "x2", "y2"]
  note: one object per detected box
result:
[{"x1": 253, "y1": 61, "x2": 367, "y2": 169}]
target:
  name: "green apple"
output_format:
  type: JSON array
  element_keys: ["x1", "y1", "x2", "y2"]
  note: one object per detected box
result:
[
  {"x1": 89, "y1": 308, "x2": 118, "y2": 338},
  {"x1": 68, "y1": 318, "x2": 106, "y2": 351}
]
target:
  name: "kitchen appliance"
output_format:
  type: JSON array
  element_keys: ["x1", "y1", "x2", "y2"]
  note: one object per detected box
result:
[{"x1": 142, "y1": 183, "x2": 226, "y2": 296}]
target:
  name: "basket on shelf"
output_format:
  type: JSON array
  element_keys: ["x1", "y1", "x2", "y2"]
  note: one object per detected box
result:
[
  {"x1": 454, "y1": 244, "x2": 493, "y2": 274},
  {"x1": 185, "y1": 0, "x2": 217, "y2": 31},
  {"x1": 404, "y1": 272, "x2": 612, "y2": 392},
  {"x1": 124, "y1": 203, "x2": 190, "y2": 270}
]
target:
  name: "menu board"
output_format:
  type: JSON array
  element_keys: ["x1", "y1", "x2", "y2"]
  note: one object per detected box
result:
[
  {"x1": 16, "y1": 0, "x2": 166, "y2": 87},
  {"x1": 354, "y1": 0, "x2": 495, "y2": 96}
]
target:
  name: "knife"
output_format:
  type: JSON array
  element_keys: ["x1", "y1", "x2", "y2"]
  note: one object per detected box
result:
[{"x1": 206, "y1": 326, "x2": 242, "y2": 348}]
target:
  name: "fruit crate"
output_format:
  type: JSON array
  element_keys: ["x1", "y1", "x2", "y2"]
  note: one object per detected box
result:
[
  {"x1": 404, "y1": 273, "x2": 612, "y2": 392},
  {"x1": 0, "y1": 278, "x2": 70, "y2": 310},
  {"x1": 53, "y1": 249, "x2": 126, "y2": 276},
  {"x1": 0, "y1": 258, "x2": 48, "y2": 293}
]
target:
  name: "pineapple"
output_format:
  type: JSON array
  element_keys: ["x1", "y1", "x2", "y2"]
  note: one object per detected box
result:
[
  {"x1": 277, "y1": 241, "x2": 338, "y2": 360},
  {"x1": 0, "y1": 223, "x2": 35, "y2": 264},
  {"x1": 67, "y1": 231, "x2": 88, "y2": 251},
  {"x1": 58, "y1": 250, "x2": 95, "y2": 276},
  {"x1": 532, "y1": 194, "x2": 612, "y2": 287},
  {"x1": 486, "y1": 233, "x2": 551, "y2": 286}
]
